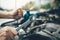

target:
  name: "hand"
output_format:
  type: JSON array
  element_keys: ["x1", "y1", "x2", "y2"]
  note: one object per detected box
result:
[
  {"x1": 0, "y1": 26, "x2": 17, "y2": 40},
  {"x1": 10, "y1": 8, "x2": 23, "y2": 19},
  {"x1": 8, "y1": 8, "x2": 23, "y2": 19}
]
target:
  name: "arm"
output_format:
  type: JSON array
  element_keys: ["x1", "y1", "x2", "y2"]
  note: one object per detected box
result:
[
  {"x1": 0, "y1": 11, "x2": 13, "y2": 18},
  {"x1": 0, "y1": 8, "x2": 23, "y2": 19}
]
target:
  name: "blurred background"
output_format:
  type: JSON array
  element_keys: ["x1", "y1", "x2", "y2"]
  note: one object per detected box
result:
[{"x1": 0, "y1": 0, "x2": 55, "y2": 10}]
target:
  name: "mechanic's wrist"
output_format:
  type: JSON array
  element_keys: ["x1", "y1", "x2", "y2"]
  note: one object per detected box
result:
[
  {"x1": 0, "y1": 11, "x2": 14, "y2": 19},
  {"x1": 7, "y1": 14, "x2": 14, "y2": 19}
]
